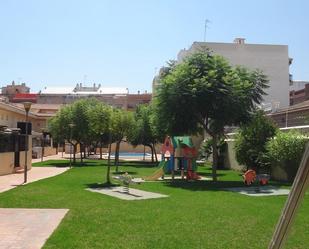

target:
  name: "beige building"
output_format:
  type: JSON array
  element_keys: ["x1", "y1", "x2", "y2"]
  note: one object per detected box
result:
[
  {"x1": 155, "y1": 38, "x2": 291, "y2": 109},
  {"x1": 0, "y1": 99, "x2": 56, "y2": 175}
]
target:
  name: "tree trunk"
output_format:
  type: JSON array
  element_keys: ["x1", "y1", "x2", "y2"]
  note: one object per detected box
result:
[
  {"x1": 146, "y1": 144, "x2": 154, "y2": 162},
  {"x1": 100, "y1": 143, "x2": 103, "y2": 160},
  {"x1": 153, "y1": 143, "x2": 158, "y2": 163},
  {"x1": 106, "y1": 142, "x2": 112, "y2": 184},
  {"x1": 80, "y1": 143, "x2": 83, "y2": 164},
  {"x1": 143, "y1": 145, "x2": 146, "y2": 161},
  {"x1": 73, "y1": 144, "x2": 77, "y2": 164},
  {"x1": 83, "y1": 144, "x2": 87, "y2": 158},
  {"x1": 151, "y1": 145, "x2": 154, "y2": 163},
  {"x1": 87, "y1": 145, "x2": 90, "y2": 157},
  {"x1": 212, "y1": 135, "x2": 218, "y2": 182},
  {"x1": 114, "y1": 141, "x2": 121, "y2": 172}
]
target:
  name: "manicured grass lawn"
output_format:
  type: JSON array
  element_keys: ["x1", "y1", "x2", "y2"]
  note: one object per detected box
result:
[{"x1": 1, "y1": 160, "x2": 309, "y2": 249}]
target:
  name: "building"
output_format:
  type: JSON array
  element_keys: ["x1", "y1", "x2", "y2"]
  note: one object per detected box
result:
[
  {"x1": 36, "y1": 84, "x2": 151, "y2": 110},
  {"x1": 290, "y1": 80, "x2": 309, "y2": 91},
  {"x1": 290, "y1": 81, "x2": 309, "y2": 105},
  {"x1": 268, "y1": 100, "x2": 309, "y2": 128},
  {"x1": 0, "y1": 99, "x2": 56, "y2": 175},
  {"x1": 154, "y1": 38, "x2": 292, "y2": 109},
  {"x1": 1, "y1": 81, "x2": 30, "y2": 101}
]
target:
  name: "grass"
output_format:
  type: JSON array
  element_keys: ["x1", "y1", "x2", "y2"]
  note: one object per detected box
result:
[{"x1": 1, "y1": 160, "x2": 309, "y2": 249}]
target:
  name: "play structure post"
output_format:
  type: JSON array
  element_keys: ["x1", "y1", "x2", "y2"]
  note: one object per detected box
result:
[{"x1": 268, "y1": 144, "x2": 309, "y2": 249}]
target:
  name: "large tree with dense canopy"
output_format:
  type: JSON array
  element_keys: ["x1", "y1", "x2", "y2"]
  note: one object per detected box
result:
[{"x1": 155, "y1": 51, "x2": 268, "y2": 181}]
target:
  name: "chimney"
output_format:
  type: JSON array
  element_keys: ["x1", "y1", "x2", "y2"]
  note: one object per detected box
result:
[
  {"x1": 138, "y1": 90, "x2": 140, "y2": 95},
  {"x1": 234, "y1": 38, "x2": 246, "y2": 44}
]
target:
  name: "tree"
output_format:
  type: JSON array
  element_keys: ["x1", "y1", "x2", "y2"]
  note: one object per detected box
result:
[
  {"x1": 155, "y1": 51, "x2": 268, "y2": 181},
  {"x1": 87, "y1": 102, "x2": 111, "y2": 159},
  {"x1": 127, "y1": 104, "x2": 159, "y2": 162},
  {"x1": 110, "y1": 108, "x2": 134, "y2": 171},
  {"x1": 49, "y1": 105, "x2": 79, "y2": 163},
  {"x1": 49, "y1": 98, "x2": 100, "y2": 164},
  {"x1": 234, "y1": 110, "x2": 277, "y2": 172}
]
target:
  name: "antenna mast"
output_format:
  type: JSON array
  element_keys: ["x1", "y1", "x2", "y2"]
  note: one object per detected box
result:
[{"x1": 204, "y1": 19, "x2": 211, "y2": 42}]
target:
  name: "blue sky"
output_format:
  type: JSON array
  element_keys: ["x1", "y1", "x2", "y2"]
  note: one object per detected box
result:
[{"x1": 1, "y1": 0, "x2": 308, "y2": 93}]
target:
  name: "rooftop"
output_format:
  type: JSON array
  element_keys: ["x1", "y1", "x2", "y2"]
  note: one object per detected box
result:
[{"x1": 40, "y1": 86, "x2": 129, "y2": 95}]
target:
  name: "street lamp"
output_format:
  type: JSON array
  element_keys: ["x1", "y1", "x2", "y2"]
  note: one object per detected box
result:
[
  {"x1": 41, "y1": 128, "x2": 45, "y2": 162},
  {"x1": 23, "y1": 102, "x2": 32, "y2": 183},
  {"x1": 69, "y1": 123, "x2": 75, "y2": 168},
  {"x1": 106, "y1": 128, "x2": 112, "y2": 185}
]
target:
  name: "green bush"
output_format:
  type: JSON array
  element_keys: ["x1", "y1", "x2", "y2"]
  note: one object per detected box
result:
[
  {"x1": 234, "y1": 111, "x2": 277, "y2": 172},
  {"x1": 266, "y1": 130, "x2": 308, "y2": 181}
]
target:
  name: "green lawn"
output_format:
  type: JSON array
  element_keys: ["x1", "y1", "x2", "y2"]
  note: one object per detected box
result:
[{"x1": 1, "y1": 160, "x2": 309, "y2": 249}]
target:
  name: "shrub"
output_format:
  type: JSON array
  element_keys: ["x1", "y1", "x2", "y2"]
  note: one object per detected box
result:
[
  {"x1": 234, "y1": 111, "x2": 277, "y2": 172},
  {"x1": 266, "y1": 130, "x2": 308, "y2": 181}
]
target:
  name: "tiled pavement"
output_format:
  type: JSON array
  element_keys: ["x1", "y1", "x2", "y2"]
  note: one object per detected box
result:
[
  {"x1": 0, "y1": 208, "x2": 69, "y2": 249},
  {"x1": 0, "y1": 167, "x2": 69, "y2": 193}
]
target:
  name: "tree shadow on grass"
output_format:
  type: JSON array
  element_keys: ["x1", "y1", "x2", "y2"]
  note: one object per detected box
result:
[
  {"x1": 33, "y1": 161, "x2": 70, "y2": 168},
  {"x1": 198, "y1": 172, "x2": 226, "y2": 177},
  {"x1": 117, "y1": 161, "x2": 158, "y2": 168},
  {"x1": 163, "y1": 178, "x2": 292, "y2": 192},
  {"x1": 86, "y1": 182, "x2": 120, "y2": 189},
  {"x1": 163, "y1": 179, "x2": 249, "y2": 192},
  {"x1": 112, "y1": 171, "x2": 138, "y2": 175}
]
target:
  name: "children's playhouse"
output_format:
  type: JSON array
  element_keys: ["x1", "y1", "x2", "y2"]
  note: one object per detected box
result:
[{"x1": 145, "y1": 136, "x2": 201, "y2": 181}]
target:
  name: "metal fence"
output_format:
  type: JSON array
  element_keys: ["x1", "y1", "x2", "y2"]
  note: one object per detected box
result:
[{"x1": 0, "y1": 133, "x2": 27, "y2": 153}]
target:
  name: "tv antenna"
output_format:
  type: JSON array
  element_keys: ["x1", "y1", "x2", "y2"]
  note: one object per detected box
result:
[
  {"x1": 204, "y1": 19, "x2": 211, "y2": 42},
  {"x1": 83, "y1": 74, "x2": 87, "y2": 85}
]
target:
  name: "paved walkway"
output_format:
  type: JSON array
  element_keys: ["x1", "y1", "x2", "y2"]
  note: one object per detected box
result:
[
  {"x1": 0, "y1": 167, "x2": 69, "y2": 193},
  {"x1": 0, "y1": 208, "x2": 68, "y2": 249},
  {"x1": 223, "y1": 185, "x2": 290, "y2": 196}
]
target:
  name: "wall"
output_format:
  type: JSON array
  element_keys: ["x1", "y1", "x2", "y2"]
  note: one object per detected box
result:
[
  {"x1": 268, "y1": 107, "x2": 309, "y2": 128},
  {"x1": 0, "y1": 135, "x2": 32, "y2": 176},
  {"x1": 33, "y1": 146, "x2": 57, "y2": 158},
  {"x1": 290, "y1": 84, "x2": 309, "y2": 105},
  {"x1": 223, "y1": 138, "x2": 291, "y2": 181},
  {"x1": 223, "y1": 139, "x2": 245, "y2": 171}
]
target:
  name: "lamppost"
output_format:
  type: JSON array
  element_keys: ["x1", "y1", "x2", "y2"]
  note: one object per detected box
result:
[
  {"x1": 69, "y1": 123, "x2": 75, "y2": 168},
  {"x1": 23, "y1": 102, "x2": 32, "y2": 183},
  {"x1": 106, "y1": 127, "x2": 112, "y2": 185},
  {"x1": 41, "y1": 128, "x2": 45, "y2": 162}
]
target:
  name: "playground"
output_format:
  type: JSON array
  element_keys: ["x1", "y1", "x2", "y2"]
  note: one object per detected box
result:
[
  {"x1": 144, "y1": 136, "x2": 203, "y2": 181},
  {"x1": 1, "y1": 159, "x2": 309, "y2": 249}
]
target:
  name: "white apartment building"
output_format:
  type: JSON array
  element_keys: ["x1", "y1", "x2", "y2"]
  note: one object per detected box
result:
[{"x1": 174, "y1": 38, "x2": 292, "y2": 109}]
